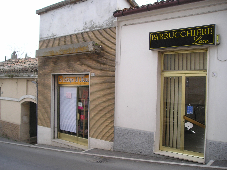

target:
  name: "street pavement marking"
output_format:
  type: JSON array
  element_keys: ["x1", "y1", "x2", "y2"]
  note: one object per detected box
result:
[
  {"x1": 82, "y1": 148, "x2": 93, "y2": 153},
  {"x1": 207, "y1": 160, "x2": 215, "y2": 166}
]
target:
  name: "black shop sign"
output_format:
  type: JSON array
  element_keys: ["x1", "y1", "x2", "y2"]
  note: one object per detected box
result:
[{"x1": 149, "y1": 24, "x2": 215, "y2": 49}]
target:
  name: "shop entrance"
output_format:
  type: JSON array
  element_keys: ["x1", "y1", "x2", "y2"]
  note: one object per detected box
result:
[
  {"x1": 160, "y1": 51, "x2": 207, "y2": 158},
  {"x1": 57, "y1": 75, "x2": 89, "y2": 146}
]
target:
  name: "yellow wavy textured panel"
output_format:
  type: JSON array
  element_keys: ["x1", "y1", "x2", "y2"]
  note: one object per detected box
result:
[
  {"x1": 38, "y1": 28, "x2": 115, "y2": 142},
  {"x1": 98, "y1": 29, "x2": 116, "y2": 44}
]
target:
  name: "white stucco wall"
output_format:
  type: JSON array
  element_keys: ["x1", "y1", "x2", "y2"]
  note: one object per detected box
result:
[
  {"x1": 37, "y1": 126, "x2": 52, "y2": 145},
  {"x1": 116, "y1": 0, "x2": 132, "y2": 9},
  {"x1": 115, "y1": 0, "x2": 227, "y2": 143},
  {"x1": 115, "y1": 24, "x2": 158, "y2": 132},
  {"x1": 89, "y1": 137, "x2": 113, "y2": 150},
  {"x1": 39, "y1": 0, "x2": 131, "y2": 40}
]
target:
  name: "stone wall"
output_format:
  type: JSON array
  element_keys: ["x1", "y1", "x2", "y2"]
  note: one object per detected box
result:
[
  {"x1": 0, "y1": 120, "x2": 20, "y2": 141},
  {"x1": 205, "y1": 140, "x2": 227, "y2": 163},
  {"x1": 114, "y1": 126, "x2": 154, "y2": 155}
]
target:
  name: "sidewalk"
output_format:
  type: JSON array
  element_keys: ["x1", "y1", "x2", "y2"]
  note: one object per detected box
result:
[
  {"x1": 79, "y1": 148, "x2": 227, "y2": 169},
  {"x1": 0, "y1": 136, "x2": 226, "y2": 169}
]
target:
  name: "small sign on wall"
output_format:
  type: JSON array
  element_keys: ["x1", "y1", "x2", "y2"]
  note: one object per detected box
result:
[
  {"x1": 58, "y1": 75, "x2": 89, "y2": 85},
  {"x1": 80, "y1": 115, "x2": 85, "y2": 120},
  {"x1": 66, "y1": 92, "x2": 72, "y2": 99},
  {"x1": 78, "y1": 102, "x2": 83, "y2": 109},
  {"x1": 187, "y1": 105, "x2": 193, "y2": 114}
]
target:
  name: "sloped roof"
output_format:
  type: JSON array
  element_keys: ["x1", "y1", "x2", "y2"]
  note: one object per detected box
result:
[
  {"x1": 0, "y1": 58, "x2": 38, "y2": 77},
  {"x1": 113, "y1": 0, "x2": 204, "y2": 17}
]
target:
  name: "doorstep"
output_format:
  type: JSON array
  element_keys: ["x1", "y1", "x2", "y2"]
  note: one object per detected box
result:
[
  {"x1": 155, "y1": 150, "x2": 204, "y2": 164},
  {"x1": 52, "y1": 139, "x2": 88, "y2": 150}
]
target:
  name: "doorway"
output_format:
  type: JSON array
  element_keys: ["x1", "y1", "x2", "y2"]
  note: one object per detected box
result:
[
  {"x1": 21, "y1": 101, "x2": 37, "y2": 144},
  {"x1": 160, "y1": 51, "x2": 207, "y2": 157},
  {"x1": 57, "y1": 77, "x2": 89, "y2": 147},
  {"x1": 29, "y1": 102, "x2": 37, "y2": 143}
]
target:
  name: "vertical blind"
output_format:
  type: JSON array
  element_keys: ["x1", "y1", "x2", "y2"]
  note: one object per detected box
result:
[
  {"x1": 163, "y1": 77, "x2": 182, "y2": 149},
  {"x1": 163, "y1": 52, "x2": 207, "y2": 71}
]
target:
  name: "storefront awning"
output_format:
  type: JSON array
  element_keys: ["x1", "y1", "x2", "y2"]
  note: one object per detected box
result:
[{"x1": 36, "y1": 41, "x2": 102, "y2": 57}]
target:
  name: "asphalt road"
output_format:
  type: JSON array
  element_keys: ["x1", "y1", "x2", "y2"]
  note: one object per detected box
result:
[{"x1": 0, "y1": 141, "x2": 218, "y2": 170}]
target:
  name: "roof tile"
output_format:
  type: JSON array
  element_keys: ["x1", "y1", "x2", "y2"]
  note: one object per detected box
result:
[{"x1": 113, "y1": 0, "x2": 205, "y2": 17}]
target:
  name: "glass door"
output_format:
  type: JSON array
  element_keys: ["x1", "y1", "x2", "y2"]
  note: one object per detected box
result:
[
  {"x1": 161, "y1": 75, "x2": 206, "y2": 157},
  {"x1": 184, "y1": 76, "x2": 206, "y2": 154},
  {"x1": 161, "y1": 76, "x2": 183, "y2": 151},
  {"x1": 77, "y1": 86, "x2": 89, "y2": 146},
  {"x1": 58, "y1": 86, "x2": 89, "y2": 146}
]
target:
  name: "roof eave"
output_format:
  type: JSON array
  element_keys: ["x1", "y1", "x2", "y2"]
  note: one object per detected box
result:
[
  {"x1": 36, "y1": 0, "x2": 85, "y2": 15},
  {"x1": 114, "y1": 0, "x2": 205, "y2": 17}
]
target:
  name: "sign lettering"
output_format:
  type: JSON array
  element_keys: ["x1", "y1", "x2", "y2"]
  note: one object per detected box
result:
[
  {"x1": 58, "y1": 75, "x2": 89, "y2": 85},
  {"x1": 149, "y1": 24, "x2": 215, "y2": 49}
]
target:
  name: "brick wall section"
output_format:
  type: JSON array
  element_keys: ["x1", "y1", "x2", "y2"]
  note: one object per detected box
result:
[
  {"x1": 0, "y1": 120, "x2": 20, "y2": 141},
  {"x1": 38, "y1": 27, "x2": 116, "y2": 142}
]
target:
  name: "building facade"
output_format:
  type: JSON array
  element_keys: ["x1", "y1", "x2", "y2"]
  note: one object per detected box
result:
[
  {"x1": 36, "y1": 0, "x2": 136, "y2": 150},
  {"x1": 0, "y1": 57, "x2": 38, "y2": 143},
  {"x1": 114, "y1": 0, "x2": 227, "y2": 163}
]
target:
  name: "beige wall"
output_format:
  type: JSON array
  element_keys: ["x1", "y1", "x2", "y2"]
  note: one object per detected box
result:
[
  {"x1": 0, "y1": 78, "x2": 37, "y2": 141},
  {"x1": 1, "y1": 100, "x2": 21, "y2": 124},
  {"x1": 27, "y1": 80, "x2": 37, "y2": 96},
  {"x1": 0, "y1": 78, "x2": 37, "y2": 124},
  {"x1": 0, "y1": 78, "x2": 36, "y2": 99}
]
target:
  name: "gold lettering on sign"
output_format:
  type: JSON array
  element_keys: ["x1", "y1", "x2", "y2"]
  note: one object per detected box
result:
[
  {"x1": 151, "y1": 34, "x2": 158, "y2": 41},
  {"x1": 180, "y1": 31, "x2": 186, "y2": 37},
  {"x1": 164, "y1": 33, "x2": 169, "y2": 39},
  {"x1": 149, "y1": 25, "x2": 215, "y2": 49},
  {"x1": 151, "y1": 26, "x2": 213, "y2": 41},
  {"x1": 169, "y1": 32, "x2": 174, "y2": 39}
]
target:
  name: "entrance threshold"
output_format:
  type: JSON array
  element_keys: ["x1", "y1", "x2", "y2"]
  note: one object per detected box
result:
[
  {"x1": 155, "y1": 150, "x2": 204, "y2": 164},
  {"x1": 58, "y1": 132, "x2": 88, "y2": 146},
  {"x1": 52, "y1": 138, "x2": 88, "y2": 150}
]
